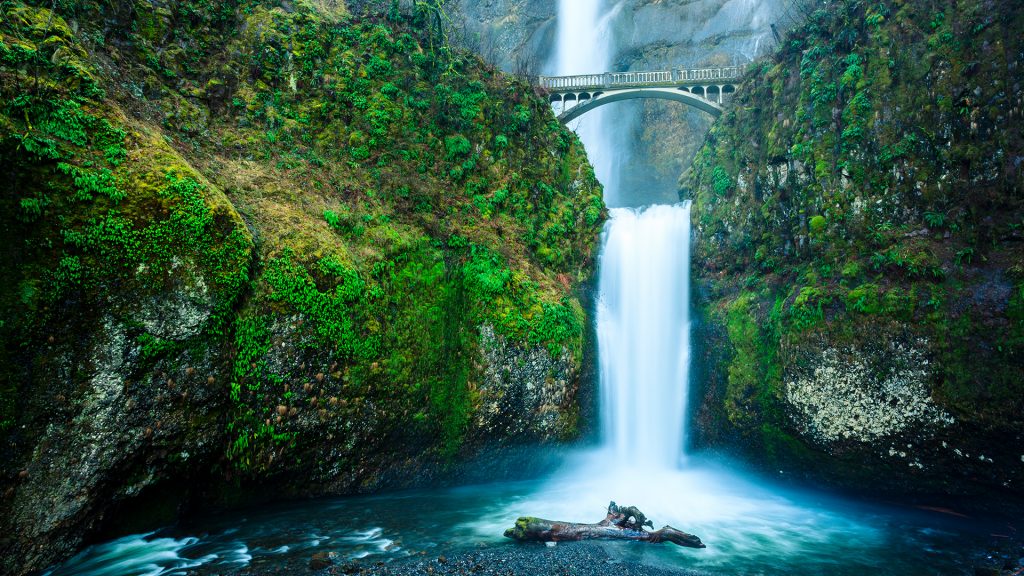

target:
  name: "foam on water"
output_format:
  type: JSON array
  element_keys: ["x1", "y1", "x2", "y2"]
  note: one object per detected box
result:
[{"x1": 42, "y1": 534, "x2": 221, "y2": 576}]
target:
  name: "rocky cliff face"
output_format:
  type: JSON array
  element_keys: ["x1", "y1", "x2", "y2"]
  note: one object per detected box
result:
[
  {"x1": 0, "y1": 1, "x2": 604, "y2": 573},
  {"x1": 685, "y1": 0, "x2": 1023, "y2": 498}
]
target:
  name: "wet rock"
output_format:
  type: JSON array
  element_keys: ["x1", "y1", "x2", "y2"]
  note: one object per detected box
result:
[
  {"x1": 132, "y1": 257, "x2": 216, "y2": 340},
  {"x1": 2, "y1": 315, "x2": 230, "y2": 574},
  {"x1": 474, "y1": 324, "x2": 578, "y2": 440},
  {"x1": 310, "y1": 551, "x2": 338, "y2": 570}
]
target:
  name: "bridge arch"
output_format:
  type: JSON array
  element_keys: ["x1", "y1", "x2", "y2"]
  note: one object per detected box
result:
[
  {"x1": 553, "y1": 87, "x2": 725, "y2": 123},
  {"x1": 540, "y1": 67, "x2": 743, "y2": 124}
]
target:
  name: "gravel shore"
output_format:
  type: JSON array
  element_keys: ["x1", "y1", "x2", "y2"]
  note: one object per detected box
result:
[{"x1": 281, "y1": 541, "x2": 706, "y2": 576}]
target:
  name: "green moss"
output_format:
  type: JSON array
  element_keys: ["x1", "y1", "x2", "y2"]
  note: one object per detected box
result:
[
  {"x1": 845, "y1": 283, "x2": 881, "y2": 314},
  {"x1": 723, "y1": 293, "x2": 782, "y2": 428},
  {"x1": 1, "y1": 0, "x2": 605, "y2": 484},
  {"x1": 686, "y1": 0, "x2": 1024, "y2": 485}
]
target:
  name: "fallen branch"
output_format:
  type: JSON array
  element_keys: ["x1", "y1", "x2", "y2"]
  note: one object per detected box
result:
[{"x1": 503, "y1": 501, "x2": 705, "y2": 548}]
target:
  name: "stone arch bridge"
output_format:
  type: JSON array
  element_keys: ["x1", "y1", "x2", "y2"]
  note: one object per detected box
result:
[{"x1": 539, "y1": 67, "x2": 742, "y2": 123}]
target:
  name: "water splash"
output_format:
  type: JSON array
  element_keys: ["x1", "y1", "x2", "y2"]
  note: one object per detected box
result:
[{"x1": 598, "y1": 204, "x2": 691, "y2": 468}]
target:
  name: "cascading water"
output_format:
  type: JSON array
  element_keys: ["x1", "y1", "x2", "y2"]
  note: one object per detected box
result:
[
  {"x1": 557, "y1": 0, "x2": 692, "y2": 468},
  {"x1": 597, "y1": 204, "x2": 691, "y2": 468}
]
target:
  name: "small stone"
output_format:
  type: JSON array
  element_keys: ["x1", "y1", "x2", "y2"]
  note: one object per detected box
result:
[
  {"x1": 18, "y1": 469, "x2": 28, "y2": 479},
  {"x1": 310, "y1": 551, "x2": 337, "y2": 570},
  {"x1": 437, "y1": 555, "x2": 447, "y2": 564}
]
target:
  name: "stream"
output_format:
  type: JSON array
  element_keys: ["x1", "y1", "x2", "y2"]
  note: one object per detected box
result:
[{"x1": 45, "y1": 453, "x2": 1010, "y2": 576}]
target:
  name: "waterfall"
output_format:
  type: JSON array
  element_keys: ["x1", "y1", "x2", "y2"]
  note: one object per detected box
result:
[
  {"x1": 500, "y1": 1, "x2": 886, "y2": 567},
  {"x1": 553, "y1": 0, "x2": 624, "y2": 205},
  {"x1": 597, "y1": 204, "x2": 691, "y2": 468},
  {"x1": 553, "y1": 0, "x2": 692, "y2": 469}
]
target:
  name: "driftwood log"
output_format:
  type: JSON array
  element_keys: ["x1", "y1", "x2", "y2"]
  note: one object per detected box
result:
[{"x1": 503, "y1": 501, "x2": 705, "y2": 548}]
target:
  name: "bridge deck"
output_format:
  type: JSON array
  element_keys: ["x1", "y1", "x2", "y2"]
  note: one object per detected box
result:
[{"x1": 539, "y1": 67, "x2": 742, "y2": 91}]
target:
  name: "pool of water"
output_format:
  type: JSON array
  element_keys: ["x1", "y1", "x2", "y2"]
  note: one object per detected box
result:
[{"x1": 46, "y1": 451, "x2": 1010, "y2": 576}]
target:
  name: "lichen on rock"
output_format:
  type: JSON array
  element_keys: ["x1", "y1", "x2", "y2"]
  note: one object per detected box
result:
[
  {"x1": 785, "y1": 343, "x2": 953, "y2": 445},
  {"x1": 132, "y1": 257, "x2": 216, "y2": 341}
]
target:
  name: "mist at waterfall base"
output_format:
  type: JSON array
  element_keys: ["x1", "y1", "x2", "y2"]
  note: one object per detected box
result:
[{"x1": 46, "y1": 210, "x2": 1011, "y2": 576}]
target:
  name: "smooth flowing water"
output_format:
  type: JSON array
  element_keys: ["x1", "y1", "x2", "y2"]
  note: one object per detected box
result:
[
  {"x1": 44, "y1": 460, "x2": 1008, "y2": 576},
  {"x1": 44, "y1": 2, "x2": 1011, "y2": 575},
  {"x1": 597, "y1": 204, "x2": 690, "y2": 468}
]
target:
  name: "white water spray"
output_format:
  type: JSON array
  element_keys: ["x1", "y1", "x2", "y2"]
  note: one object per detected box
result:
[{"x1": 598, "y1": 204, "x2": 691, "y2": 468}]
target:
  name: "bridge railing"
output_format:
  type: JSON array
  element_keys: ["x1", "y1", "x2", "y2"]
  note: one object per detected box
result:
[{"x1": 538, "y1": 66, "x2": 743, "y2": 91}]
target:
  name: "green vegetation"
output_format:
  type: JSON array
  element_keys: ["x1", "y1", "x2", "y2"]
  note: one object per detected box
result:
[
  {"x1": 0, "y1": 0, "x2": 604, "y2": 482},
  {"x1": 686, "y1": 0, "x2": 1023, "y2": 487}
]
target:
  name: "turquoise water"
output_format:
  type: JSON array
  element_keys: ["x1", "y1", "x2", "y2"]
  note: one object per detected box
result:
[{"x1": 46, "y1": 453, "x2": 1009, "y2": 576}]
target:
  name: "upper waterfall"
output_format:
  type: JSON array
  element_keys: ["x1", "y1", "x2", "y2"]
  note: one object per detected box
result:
[{"x1": 552, "y1": 0, "x2": 623, "y2": 205}]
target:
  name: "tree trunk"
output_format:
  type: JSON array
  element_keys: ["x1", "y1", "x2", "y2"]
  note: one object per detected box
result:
[{"x1": 503, "y1": 501, "x2": 705, "y2": 548}]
